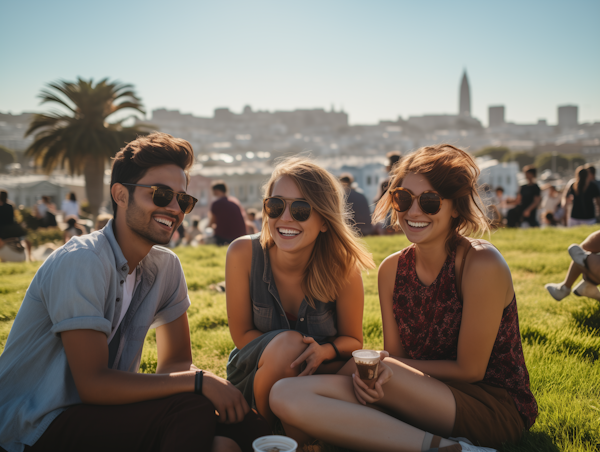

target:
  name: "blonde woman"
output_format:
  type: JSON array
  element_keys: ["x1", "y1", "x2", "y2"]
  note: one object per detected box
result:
[{"x1": 225, "y1": 157, "x2": 375, "y2": 426}]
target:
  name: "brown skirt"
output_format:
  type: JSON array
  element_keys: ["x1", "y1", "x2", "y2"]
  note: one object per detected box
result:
[{"x1": 446, "y1": 381, "x2": 525, "y2": 449}]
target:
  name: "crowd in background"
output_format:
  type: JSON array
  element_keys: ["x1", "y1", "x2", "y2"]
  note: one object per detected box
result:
[
  {"x1": 1, "y1": 155, "x2": 599, "y2": 263},
  {"x1": 484, "y1": 163, "x2": 600, "y2": 229}
]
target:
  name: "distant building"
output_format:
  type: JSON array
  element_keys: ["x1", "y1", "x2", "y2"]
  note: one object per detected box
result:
[
  {"x1": 0, "y1": 112, "x2": 35, "y2": 151},
  {"x1": 407, "y1": 114, "x2": 482, "y2": 132},
  {"x1": 477, "y1": 159, "x2": 519, "y2": 198},
  {"x1": 488, "y1": 106, "x2": 505, "y2": 128},
  {"x1": 558, "y1": 105, "x2": 578, "y2": 130},
  {"x1": 459, "y1": 71, "x2": 471, "y2": 117}
]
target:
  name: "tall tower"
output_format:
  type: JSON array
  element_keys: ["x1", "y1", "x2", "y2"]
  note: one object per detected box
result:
[{"x1": 459, "y1": 70, "x2": 471, "y2": 117}]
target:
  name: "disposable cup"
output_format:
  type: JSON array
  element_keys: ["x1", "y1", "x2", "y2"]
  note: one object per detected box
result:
[
  {"x1": 352, "y1": 349, "x2": 380, "y2": 389},
  {"x1": 252, "y1": 435, "x2": 298, "y2": 452}
]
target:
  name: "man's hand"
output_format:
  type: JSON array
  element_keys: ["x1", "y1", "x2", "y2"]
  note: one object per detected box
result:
[{"x1": 202, "y1": 371, "x2": 250, "y2": 424}]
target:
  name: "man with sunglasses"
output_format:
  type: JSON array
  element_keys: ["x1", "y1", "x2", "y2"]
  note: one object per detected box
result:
[{"x1": 0, "y1": 133, "x2": 269, "y2": 452}]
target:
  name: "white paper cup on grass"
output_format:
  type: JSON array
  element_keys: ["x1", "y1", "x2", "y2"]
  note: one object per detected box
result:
[
  {"x1": 352, "y1": 349, "x2": 380, "y2": 389},
  {"x1": 252, "y1": 435, "x2": 298, "y2": 452}
]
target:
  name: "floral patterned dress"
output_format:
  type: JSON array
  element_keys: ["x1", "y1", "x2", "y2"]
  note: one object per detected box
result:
[{"x1": 392, "y1": 244, "x2": 538, "y2": 429}]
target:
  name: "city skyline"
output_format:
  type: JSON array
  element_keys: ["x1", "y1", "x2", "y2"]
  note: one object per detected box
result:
[{"x1": 1, "y1": 0, "x2": 599, "y2": 126}]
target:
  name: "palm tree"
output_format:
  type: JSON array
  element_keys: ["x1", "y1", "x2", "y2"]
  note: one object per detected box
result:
[{"x1": 25, "y1": 78, "x2": 151, "y2": 218}]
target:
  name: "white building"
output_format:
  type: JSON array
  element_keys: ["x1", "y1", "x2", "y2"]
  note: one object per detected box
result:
[{"x1": 477, "y1": 159, "x2": 519, "y2": 197}]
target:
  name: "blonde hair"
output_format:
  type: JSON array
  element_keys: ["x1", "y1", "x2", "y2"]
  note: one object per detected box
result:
[
  {"x1": 373, "y1": 144, "x2": 492, "y2": 253},
  {"x1": 260, "y1": 157, "x2": 375, "y2": 305}
]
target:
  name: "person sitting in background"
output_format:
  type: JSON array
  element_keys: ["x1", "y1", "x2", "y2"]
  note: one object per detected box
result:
[
  {"x1": 244, "y1": 210, "x2": 258, "y2": 235},
  {"x1": 248, "y1": 209, "x2": 263, "y2": 233},
  {"x1": 374, "y1": 151, "x2": 403, "y2": 235},
  {"x1": 374, "y1": 151, "x2": 402, "y2": 203},
  {"x1": 209, "y1": 180, "x2": 247, "y2": 246},
  {"x1": 63, "y1": 216, "x2": 86, "y2": 243},
  {"x1": 339, "y1": 173, "x2": 373, "y2": 236},
  {"x1": 540, "y1": 185, "x2": 562, "y2": 227},
  {"x1": 479, "y1": 184, "x2": 501, "y2": 225},
  {"x1": 0, "y1": 190, "x2": 31, "y2": 262},
  {"x1": 545, "y1": 231, "x2": 600, "y2": 301},
  {"x1": 506, "y1": 166, "x2": 541, "y2": 228},
  {"x1": 186, "y1": 217, "x2": 203, "y2": 245},
  {"x1": 94, "y1": 214, "x2": 113, "y2": 231},
  {"x1": 491, "y1": 186, "x2": 508, "y2": 221},
  {"x1": 565, "y1": 166, "x2": 600, "y2": 227},
  {"x1": 0, "y1": 133, "x2": 269, "y2": 452},
  {"x1": 61, "y1": 192, "x2": 80, "y2": 219},
  {"x1": 34, "y1": 196, "x2": 57, "y2": 228}
]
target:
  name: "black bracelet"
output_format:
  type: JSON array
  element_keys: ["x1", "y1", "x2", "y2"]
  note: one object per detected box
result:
[
  {"x1": 194, "y1": 370, "x2": 203, "y2": 395},
  {"x1": 329, "y1": 342, "x2": 341, "y2": 360}
]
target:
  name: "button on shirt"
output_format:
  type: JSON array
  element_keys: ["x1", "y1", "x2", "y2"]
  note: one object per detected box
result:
[{"x1": 0, "y1": 220, "x2": 191, "y2": 452}]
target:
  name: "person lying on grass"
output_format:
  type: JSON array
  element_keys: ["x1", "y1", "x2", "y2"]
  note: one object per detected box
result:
[
  {"x1": 270, "y1": 144, "x2": 538, "y2": 452},
  {"x1": 0, "y1": 133, "x2": 270, "y2": 452},
  {"x1": 225, "y1": 157, "x2": 375, "y2": 427},
  {"x1": 545, "y1": 230, "x2": 600, "y2": 301}
]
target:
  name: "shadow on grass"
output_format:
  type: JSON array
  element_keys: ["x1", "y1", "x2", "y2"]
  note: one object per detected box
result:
[
  {"x1": 521, "y1": 325, "x2": 600, "y2": 361},
  {"x1": 501, "y1": 431, "x2": 561, "y2": 452},
  {"x1": 274, "y1": 423, "x2": 561, "y2": 452},
  {"x1": 572, "y1": 302, "x2": 600, "y2": 335}
]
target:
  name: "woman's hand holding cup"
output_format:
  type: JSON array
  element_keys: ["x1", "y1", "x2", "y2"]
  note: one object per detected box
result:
[{"x1": 351, "y1": 349, "x2": 392, "y2": 405}]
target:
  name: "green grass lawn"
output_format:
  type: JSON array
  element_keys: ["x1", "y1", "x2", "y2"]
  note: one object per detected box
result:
[{"x1": 1, "y1": 227, "x2": 600, "y2": 451}]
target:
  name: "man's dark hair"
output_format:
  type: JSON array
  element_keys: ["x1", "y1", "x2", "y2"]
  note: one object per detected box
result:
[
  {"x1": 68, "y1": 192, "x2": 77, "y2": 202},
  {"x1": 495, "y1": 186, "x2": 504, "y2": 193},
  {"x1": 523, "y1": 165, "x2": 537, "y2": 177},
  {"x1": 211, "y1": 180, "x2": 227, "y2": 194},
  {"x1": 387, "y1": 151, "x2": 402, "y2": 170},
  {"x1": 585, "y1": 164, "x2": 596, "y2": 177},
  {"x1": 339, "y1": 172, "x2": 354, "y2": 185},
  {"x1": 192, "y1": 219, "x2": 199, "y2": 228},
  {"x1": 0, "y1": 190, "x2": 7, "y2": 203},
  {"x1": 111, "y1": 132, "x2": 194, "y2": 217}
]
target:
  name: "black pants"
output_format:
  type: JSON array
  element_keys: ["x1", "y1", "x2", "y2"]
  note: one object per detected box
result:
[
  {"x1": 506, "y1": 206, "x2": 538, "y2": 228},
  {"x1": 18, "y1": 394, "x2": 270, "y2": 452},
  {"x1": 215, "y1": 235, "x2": 233, "y2": 246}
]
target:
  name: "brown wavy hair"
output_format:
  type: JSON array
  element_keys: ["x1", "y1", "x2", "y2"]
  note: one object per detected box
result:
[
  {"x1": 372, "y1": 144, "x2": 491, "y2": 253},
  {"x1": 260, "y1": 157, "x2": 375, "y2": 305}
]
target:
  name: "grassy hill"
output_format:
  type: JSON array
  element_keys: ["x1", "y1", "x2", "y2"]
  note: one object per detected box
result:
[{"x1": 1, "y1": 227, "x2": 599, "y2": 451}]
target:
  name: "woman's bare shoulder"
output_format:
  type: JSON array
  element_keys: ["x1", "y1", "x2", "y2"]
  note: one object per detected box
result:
[
  {"x1": 226, "y1": 235, "x2": 254, "y2": 261},
  {"x1": 463, "y1": 238, "x2": 510, "y2": 276}
]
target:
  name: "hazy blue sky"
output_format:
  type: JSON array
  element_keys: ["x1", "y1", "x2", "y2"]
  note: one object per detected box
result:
[{"x1": 1, "y1": 0, "x2": 599, "y2": 126}]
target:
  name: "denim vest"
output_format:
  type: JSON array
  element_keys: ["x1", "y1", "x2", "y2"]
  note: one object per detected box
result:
[{"x1": 249, "y1": 235, "x2": 337, "y2": 342}]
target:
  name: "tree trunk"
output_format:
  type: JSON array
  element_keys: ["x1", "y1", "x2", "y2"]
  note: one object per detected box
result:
[{"x1": 83, "y1": 156, "x2": 106, "y2": 220}]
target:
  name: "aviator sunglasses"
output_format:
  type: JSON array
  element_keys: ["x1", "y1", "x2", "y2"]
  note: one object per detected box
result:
[
  {"x1": 122, "y1": 183, "x2": 198, "y2": 214},
  {"x1": 389, "y1": 187, "x2": 444, "y2": 215},
  {"x1": 263, "y1": 197, "x2": 312, "y2": 222}
]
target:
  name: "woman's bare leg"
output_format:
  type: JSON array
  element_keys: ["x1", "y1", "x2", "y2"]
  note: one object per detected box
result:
[
  {"x1": 581, "y1": 231, "x2": 600, "y2": 253},
  {"x1": 584, "y1": 254, "x2": 600, "y2": 284},
  {"x1": 212, "y1": 436, "x2": 242, "y2": 452},
  {"x1": 563, "y1": 261, "x2": 583, "y2": 288},
  {"x1": 253, "y1": 331, "x2": 307, "y2": 426},
  {"x1": 271, "y1": 357, "x2": 459, "y2": 452}
]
